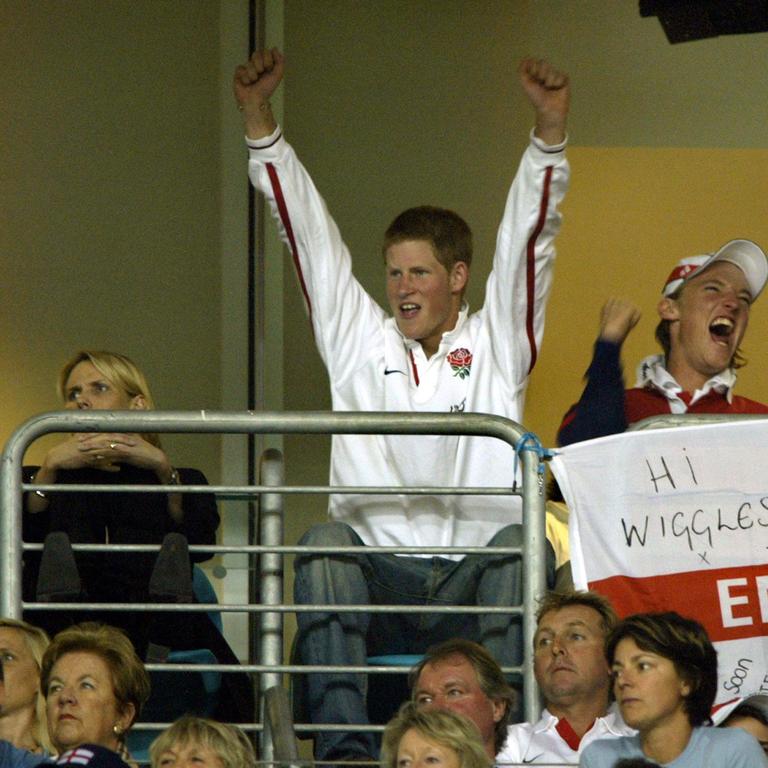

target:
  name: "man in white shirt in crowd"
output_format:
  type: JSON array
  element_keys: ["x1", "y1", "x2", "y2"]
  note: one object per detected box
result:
[{"x1": 497, "y1": 590, "x2": 635, "y2": 764}]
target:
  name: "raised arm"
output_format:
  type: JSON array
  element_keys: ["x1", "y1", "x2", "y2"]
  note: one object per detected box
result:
[
  {"x1": 599, "y1": 297, "x2": 641, "y2": 345},
  {"x1": 483, "y1": 58, "x2": 570, "y2": 385},
  {"x1": 234, "y1": 49, "x2": 385, "y2": 380},
  {"x1": 557, "y1": 298, "x2": 641, "y2": 446}
]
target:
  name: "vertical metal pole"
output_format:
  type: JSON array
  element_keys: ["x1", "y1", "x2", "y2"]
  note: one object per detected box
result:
[
  {"x1": 247, "y1": 0, "x2": 267, "y2": 737},
  {"x1": 0, "y1": 441, "x2": 23, "y2": 618},
  {"x1": 258, "y1": 448, "x2": 285, "y2": 760},
  {"x1": 521, "y1": 448, "x2": 546, "y2": 724}
]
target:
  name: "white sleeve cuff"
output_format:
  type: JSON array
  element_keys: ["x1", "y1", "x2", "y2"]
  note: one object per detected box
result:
[
  {"x1": 529, "y1": 128, "x2": 568, "y2": 154},
  {"x1": 245, "y1": 124, "x2": 283, "y2": 149}
]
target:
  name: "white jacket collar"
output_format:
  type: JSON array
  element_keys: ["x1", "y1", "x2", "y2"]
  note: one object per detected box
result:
[{"x1": 634, "y1": 354, "x2": 736, "y2": 411}]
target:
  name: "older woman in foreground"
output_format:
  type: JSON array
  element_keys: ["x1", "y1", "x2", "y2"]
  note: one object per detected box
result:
[
  {"x1": 41, "y1": 622, "x2": 150, "y2": 762},
  {"x1": 381, "y1": 701, "x2": 490, "y2": 768}
]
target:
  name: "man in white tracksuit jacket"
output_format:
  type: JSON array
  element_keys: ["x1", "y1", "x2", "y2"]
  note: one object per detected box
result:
[{"x1": 235, "y1": 48, "x2": 570, "y2": 763}]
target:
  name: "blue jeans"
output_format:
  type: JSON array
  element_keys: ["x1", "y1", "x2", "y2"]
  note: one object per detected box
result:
[{"x1": 293, "y1": 521, "x2": 554, "y2": 761}]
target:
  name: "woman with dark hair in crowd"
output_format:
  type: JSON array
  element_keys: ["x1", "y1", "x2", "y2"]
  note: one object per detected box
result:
[{"x1": 580, "y1": 612, "x2": 767, "y2": 767}]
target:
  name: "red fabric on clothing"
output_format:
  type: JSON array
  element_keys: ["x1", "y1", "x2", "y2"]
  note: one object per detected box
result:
[
  {"x1": 625, "y1": 387, "x2": 768, "y2": 424},
  {"x1": 555, "y1": 717, "x2": 592, "y2": 751}
]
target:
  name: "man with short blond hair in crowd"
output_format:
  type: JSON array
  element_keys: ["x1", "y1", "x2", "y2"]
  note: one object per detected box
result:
[
  {"x1": 496, "y1": 590, "x2": 635, "y2": 764},
  {"x1": 410, "y1": 638, "x2": 515, "y2": 761}
]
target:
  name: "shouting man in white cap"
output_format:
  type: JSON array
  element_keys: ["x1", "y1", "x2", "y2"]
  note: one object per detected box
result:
[{"x1": 558, "y1": 239, "x2": 768, "y2": 444}]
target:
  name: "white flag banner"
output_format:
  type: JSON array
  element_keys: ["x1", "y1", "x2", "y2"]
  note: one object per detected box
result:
[{"x1": 550, "y1": 419, "x2": 768, "y2": 710}]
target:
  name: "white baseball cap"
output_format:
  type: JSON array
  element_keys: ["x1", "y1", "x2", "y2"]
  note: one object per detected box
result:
[{"x1": 662, "y1": 239, "x2": 768, "y2": 301}]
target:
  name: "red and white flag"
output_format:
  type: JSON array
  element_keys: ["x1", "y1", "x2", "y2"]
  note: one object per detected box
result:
[{"x1": 551, "y1": 419, "x2": 768, "y2": 707}]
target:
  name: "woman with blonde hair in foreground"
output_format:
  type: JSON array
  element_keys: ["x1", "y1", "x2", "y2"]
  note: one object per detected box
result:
[
  {"x1": 381, "y1": 701, "x2": 491, "y2": 768},
  {"x1": 149, "y1": 715, "x2": 255, "y2": 768},
  {"x1": 0, "y1": 618, "x2": 52, "y2": 754}
]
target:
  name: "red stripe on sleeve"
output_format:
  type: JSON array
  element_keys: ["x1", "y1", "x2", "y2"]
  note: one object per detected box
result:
[
  {"x1": 524, "y1": 165, "x2": 554, "y2": 375},
  {"x1": 265, "y1": 163, "x2": 314, "y2": 332}
]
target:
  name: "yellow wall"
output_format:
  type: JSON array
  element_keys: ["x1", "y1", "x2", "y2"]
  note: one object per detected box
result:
[{"x1": 0, "y1": 1, "x2": 228, "y2": 475}]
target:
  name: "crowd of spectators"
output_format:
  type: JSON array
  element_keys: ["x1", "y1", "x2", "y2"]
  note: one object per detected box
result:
[
  {"x1": 2, "y1": 601, "x2": 765, "y2": 767},
  {"x1": 4, "y1": 32, "x2": 768, "y2": 768}
]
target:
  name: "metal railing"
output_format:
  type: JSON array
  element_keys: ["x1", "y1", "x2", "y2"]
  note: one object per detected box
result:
[{"x1": 1, "y1": 409, "x2": 549, "y2": 755}]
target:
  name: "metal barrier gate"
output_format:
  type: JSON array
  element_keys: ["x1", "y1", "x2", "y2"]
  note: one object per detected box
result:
[{"x1": 1, "y1": 409, "x2": 549, "y2": 758}]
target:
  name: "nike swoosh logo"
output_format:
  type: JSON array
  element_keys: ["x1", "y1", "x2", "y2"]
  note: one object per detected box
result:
[
  {"x1": 384, "y1": 368, "x2": 407, "y2": 376},
  {"x1": 522, "y1": 755, "x2": 544, "y2": 763}
]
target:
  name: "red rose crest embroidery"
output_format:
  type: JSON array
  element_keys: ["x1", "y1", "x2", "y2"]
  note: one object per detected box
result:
[{"x1": 447, "y1": 347, "x2": 472, "y2": 379}]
